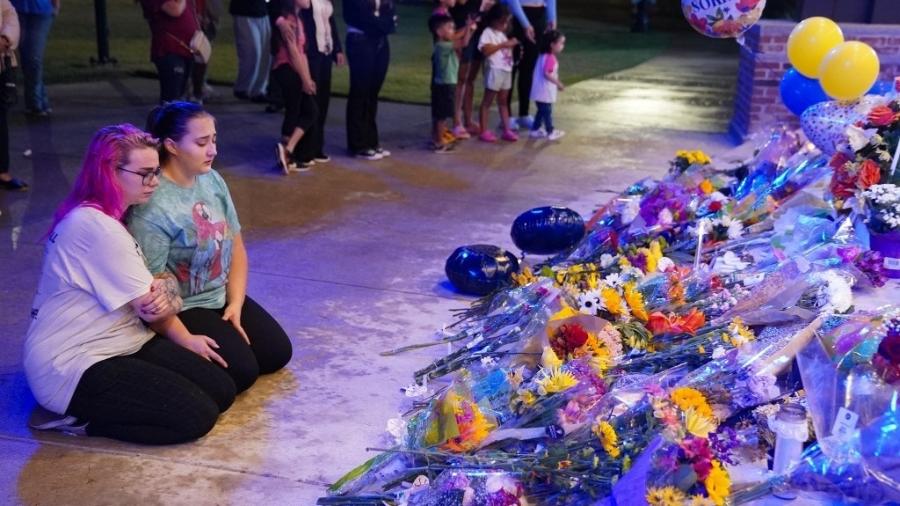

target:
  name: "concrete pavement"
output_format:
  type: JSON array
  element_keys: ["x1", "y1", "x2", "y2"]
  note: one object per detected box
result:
[{"x1": 0, "y1": 40, "x2": 740, "y2": 505}]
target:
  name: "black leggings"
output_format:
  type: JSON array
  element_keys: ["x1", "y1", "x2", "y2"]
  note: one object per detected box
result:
[
  {"x1": 273, "y1": 63, "x2": 318, "y2": 159},
  {"x1": 296, "y1": 48, "x2": 334, "y2": 162},
  {"x1": 511, "y1": 6, "x2": 546, "y2": 118},
  {"x1": 67, "y1": 336, "x2": 236, "y2": 445},
  {"x1": 178, "y1": 295, "x2": 292, "y2": 393}
]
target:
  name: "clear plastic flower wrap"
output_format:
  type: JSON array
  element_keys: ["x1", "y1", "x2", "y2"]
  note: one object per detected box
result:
[{"x1": 761, "y1": 311, "x2": 900, "y2": 504}]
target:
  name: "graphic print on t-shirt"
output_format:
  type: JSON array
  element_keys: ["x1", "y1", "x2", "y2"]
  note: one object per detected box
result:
[{"x1": 180, "y1": 201, "x2": 228, "y2": 295}]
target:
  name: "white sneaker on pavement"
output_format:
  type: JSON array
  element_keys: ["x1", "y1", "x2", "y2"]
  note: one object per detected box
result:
[
  {"x1": 547, "y1": 129, "x2": 566, "y2": 141},
  {"x1": 529, "y1": 128, "x2": 547, "y2": 139}
]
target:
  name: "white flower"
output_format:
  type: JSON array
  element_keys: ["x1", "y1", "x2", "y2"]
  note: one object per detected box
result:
[
  {"x1": 480, "y1": 356, "x2": 497, "y2": 367},
  {"x1": 578, "y1": 289, "x2": 604, "y2": 316},
  {"x1": 657, "y1": 257, "x2": 675, "y2": 272},
  {"x1": 485, "y1": 474, "x2": 520, "y2": 495},
  {"x1": 604, "y1": 273, "x2": 623, "y2": 287},
  {"x1": 727, "y1": 219, "x2": 745, "y2": 240},
  {"x1": 621, "y1": 197, "x2": 641, "y2": 224},
  {"x1": 403, "y1": 378, "x2": 430, "y2": 398},
  {"x1": 713, "y1": 250, "x2": 749, "y2": 274},
  {"x1": 813, "y1": 270, "x2": 854, "y2": 313},
  {"x1": 845, "y1": 124, "x2": 879, "y2": 152},
  {"x1": 600, "y1": 253, "x2": 616, "y2": 269},
  {"x1": 386, "y1": 416, "x2": 408, "y2": 445},
  {"x1": 712, "y1": 346, "x2": 727, "y2": 359},
  {"x1": 657, "y1": 208, "x2": 674, "y2": 226}
]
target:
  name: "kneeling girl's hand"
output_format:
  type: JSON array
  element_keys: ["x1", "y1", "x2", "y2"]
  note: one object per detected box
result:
[{"x1": 175, "y1": 333, "x2": 229, "y2": 368}]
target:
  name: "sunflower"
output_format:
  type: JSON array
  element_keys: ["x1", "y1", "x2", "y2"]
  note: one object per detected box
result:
[
  {"x1": 670, "y1": 387, "x2": 714, "y2": 419},
  {"x1": 601, "y1": 286, "x2": 626, "y2": 317},
  {"x1": 623, "y1": 282, "x2": 649, "y2": 322},
  {"x1": 704, "y1": 460, "x2": 731, "y2": 506},
  {"x1": 687, "y1": 495, "x2": 716, "y2": 506},
  {"x1": 684, "y1": 407, "x2": 717, "y2": 437},
  {"x1": 512, "y1": 266, "x2": 538, "y2": 287},
  {"x1": 592, "y1": 419, "x2": 621, "y2": 458},
  {"x1": 646, "y1": 486, "x2": 687, "y2": 506},
  {"x1": 537, "y1": 367, "x2": 579, "y2": 394},
  {"x1": 541, "y1": 346, "x2": 564, "y2": 369}
]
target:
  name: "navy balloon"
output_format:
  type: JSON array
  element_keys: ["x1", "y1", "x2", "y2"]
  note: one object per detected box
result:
[
  {"x1": 868, "y1": 79, "x2": 894, "y2": 96},
  {"x1": 511, "y1": 206, "x2": 585, "y2": 255},
  {"x1": 780, "y1": 67, "x2": 828, "y2": 116},
  {"x1": 445, "y1": 244, "x2": 519, "y2": 296}
]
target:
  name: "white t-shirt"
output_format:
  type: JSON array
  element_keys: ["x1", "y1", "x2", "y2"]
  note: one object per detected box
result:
[
  {"x1": 23, "y1": 206, "x2": 155, "y2": 414},
  {"x1": 530, "y1": 53, "x2": 559, "y2": 104},
  {"x1": 478, "y1": 27, "x2": 514, "y2": 72}
]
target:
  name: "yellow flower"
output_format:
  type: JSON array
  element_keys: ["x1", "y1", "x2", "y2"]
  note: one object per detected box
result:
[
  {"x1": 684, "y1": 407, "x2": 717, "y2": 437},
  {"x1": 519, "y1": 390, "x2": 537, "y2": 406},
  {"x1": 698, "y1": 345, "x2": 706, "y2": 355},
  {"x1": 513, "y1": 266, "x2": 537, "y2": 287},
  {"x1": 592, "y1": 419, "x2": 620, "y2": 458},
  {"x1": 687, "y1": 495, "x2": 716, "y2": 506},
  {"x1": 684, "y1": 149, "x2": 712, "y2": 165},
  {"x1": 699, "y1": 179, "x2": 714, "y2": 194},
  {"x1": 618, "y1": 256, "x2": 633, "y2": 269},
  {"x1": 704, "y1": 461, "x2": 731, "y2": 506},
  {"x1": 537, "y1": 367, "x2": 579, "y2": 394},
  {"x1": 622, "y1": 454, "x2": 632, "y2": 472},
  {"x1": 587, "y1": 271, "x2": 600, "y2": 290},
  {"x1": 726, "y1": 317, "x2": 755, "y2": 347},
  {"x1": 541, "y1": 346, "x2": 564, "y2": 369},
  {"x1": 623, "y1": 282, "x2": 649, "y2": 322},
  {"x1": 646, "y1": 486, "x2": 687, "y2": 506},
  {"x1": 601, "y1": 286, "x2": 626, "y2": 317},
  {"x1": 442, "y1": 393, "x2": 496, "y2": 452},
  {"x1": 670, "y1": 387, "x2": 714, "y2": 419}
]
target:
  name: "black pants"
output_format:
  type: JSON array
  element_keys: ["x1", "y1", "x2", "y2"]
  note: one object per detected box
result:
[
  {"x1": 0, "y1": 105, "x2": 8, "y2": 174},
  {"x1": 273, "y1": 64, "x2": 319, "y2": 160},
  {"x1": 345, "y1": 32, "x2": 389, "y2": 153},
  {"x1": 67, "y1": 337, "x2": 236, "y2": 445},
  {"x1": 296, "y1": 49, "x2": 334, "y2": 162},
  {"x1": 511, "y1": 6, "x2": 546, "y2": 118},
  {"x1": 178, "y1": 295, "x2": 292, "y2": 393},
  {"x1": 154, "y1": 53, "x2": 193, "y2": 103}
]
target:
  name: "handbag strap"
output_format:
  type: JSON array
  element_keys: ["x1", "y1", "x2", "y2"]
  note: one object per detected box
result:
[{"x1": 164, "y1": 0, "x2": 202, "y2": 51}]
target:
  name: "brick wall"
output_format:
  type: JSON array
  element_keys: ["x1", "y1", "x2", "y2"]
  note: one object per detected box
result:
[{"x1": 729, "y1": 20, "x2": 900, "y2": 140}]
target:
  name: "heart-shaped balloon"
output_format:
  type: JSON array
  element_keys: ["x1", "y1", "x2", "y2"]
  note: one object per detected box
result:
[{"x1": 800, "y1": 96, "x2": 886, "y2": 155}]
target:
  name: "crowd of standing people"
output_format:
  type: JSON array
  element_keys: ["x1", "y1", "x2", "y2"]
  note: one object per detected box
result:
[{"x1": 8, "y1": 0, "x2": 577, "y2": 445}]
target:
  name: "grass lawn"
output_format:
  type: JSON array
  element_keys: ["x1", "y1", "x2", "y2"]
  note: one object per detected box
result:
[{"x1": 44, "y1": 0, "x2": 670, "y2": 103}]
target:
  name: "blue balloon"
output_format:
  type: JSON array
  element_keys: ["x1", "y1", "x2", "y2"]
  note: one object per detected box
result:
[
  {"x1": 445, "y1": 244, "x2": 519, "y2": 296},
  {"x1": 868, "y1": 79, "x2": 894, "y2": 96},
  {"x1": 780, "y1": 67, "x2": 828, "y2": 117},
  {"x1": 511, "y1": 206, "x2": 585, "y2": 255}
]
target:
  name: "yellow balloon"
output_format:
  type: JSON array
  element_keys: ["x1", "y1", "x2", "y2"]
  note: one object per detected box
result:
[
  {"x1": 787, "y1": 17, "x2": 844, "y2": 78},
  {"x1": 819, "y1": 41, "x2": 880, "y2": 102}
]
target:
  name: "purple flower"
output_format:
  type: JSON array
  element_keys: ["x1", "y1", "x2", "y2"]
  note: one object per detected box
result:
[
  {"x1": 856, "y1": 250, "x2": 887, "y2": 287},
  {"x1": 709, "y1": 427, "x2": 739, "y2": 465}
]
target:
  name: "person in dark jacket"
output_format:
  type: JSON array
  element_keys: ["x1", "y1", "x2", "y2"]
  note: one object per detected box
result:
[
  {"x1": 295, "y1": 0, "x2": 344, "y2": 165},
  {"x1": 342, "y1": 0, "x2": 395, "y2": 160}
]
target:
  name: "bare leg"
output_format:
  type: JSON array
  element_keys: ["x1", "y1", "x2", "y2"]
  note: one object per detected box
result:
[
  {"x1": 497, "y1": 89, "x2": 511, "y2": 132},
  {"x1": 284, "y1": 128, "x2": 305, "y2": 154},
  {"x1": 479, "y1": 89, "x2": 497, "y2": 134},
  {"x1": 454, "y1": 61, "x2": 470, "y2": 129},
  {"x1": 464, "y1": 64, "x2": 482, "y2": 132}
]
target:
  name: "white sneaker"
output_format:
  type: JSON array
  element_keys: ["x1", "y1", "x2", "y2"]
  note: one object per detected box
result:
[
  {"x1": 30, "y1": 415, "x2": 88, "y2": 436},
  {"x1": 517, "y1": 116, "x2": 534, "y2": 130},
  {"x1": 547, "y1": 129, "x2": 566, "y2": 141},
  {"x1": 506, "y1": 117, "x2": 518, "y2": 131},
  {"x1": 529, "y1": 128, "x2": 547, "y2": 139},
  {"x1": 375, "y1": 147, "x2": 391, "y2": 157}
]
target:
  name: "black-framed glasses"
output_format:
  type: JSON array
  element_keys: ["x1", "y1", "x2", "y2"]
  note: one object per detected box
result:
[{"x1": 117, "y1": 166, "x2": 162, "y2": 185}]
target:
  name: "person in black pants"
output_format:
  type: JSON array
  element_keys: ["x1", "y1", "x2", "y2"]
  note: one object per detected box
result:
[
  {"x1": 26, "y1": 124, "x2": 235, "y2": 445},
  {"x1": 295, "y1": 0, "x2": 344, "y2": 165},
  {"x1": 0, "y1": 4, "x2": 27, "y2": 191},
  {"x1": 343, "y1": 0, "x2": 395, "y2": 160},
  {"x1": 507, "y1": 0, "x2": 556, "y2": 130}
]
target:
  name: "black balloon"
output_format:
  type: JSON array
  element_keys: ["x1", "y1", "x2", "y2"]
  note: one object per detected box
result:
[
  {"x1": 445, "y1": 244, "x2": 520, "y2": 296},
  {"x1": 511, "y1": 206, "x2": 585, "y2": 255}
]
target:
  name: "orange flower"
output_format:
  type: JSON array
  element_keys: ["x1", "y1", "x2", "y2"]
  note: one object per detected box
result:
[
  {"x1": 868, "y1": 105, "x2": 897, "y2": 127},
  {"x1": 858, "y1": 159, "x2": 881, "y2": 189},
  {"x1": 647, "y1": 308, "x2": 706, "y2": 336}
]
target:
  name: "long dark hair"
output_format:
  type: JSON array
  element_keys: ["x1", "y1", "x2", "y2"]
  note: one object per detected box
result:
[
  {"x1": 271, "y1": 0, "x2": 301, "y2": 57},
  {"x1": 539, "y1": 30, "x2": 564, "y2": 54},
  {"x1": 145, "y1": 101, "x2": 212, "y2": 163}
]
